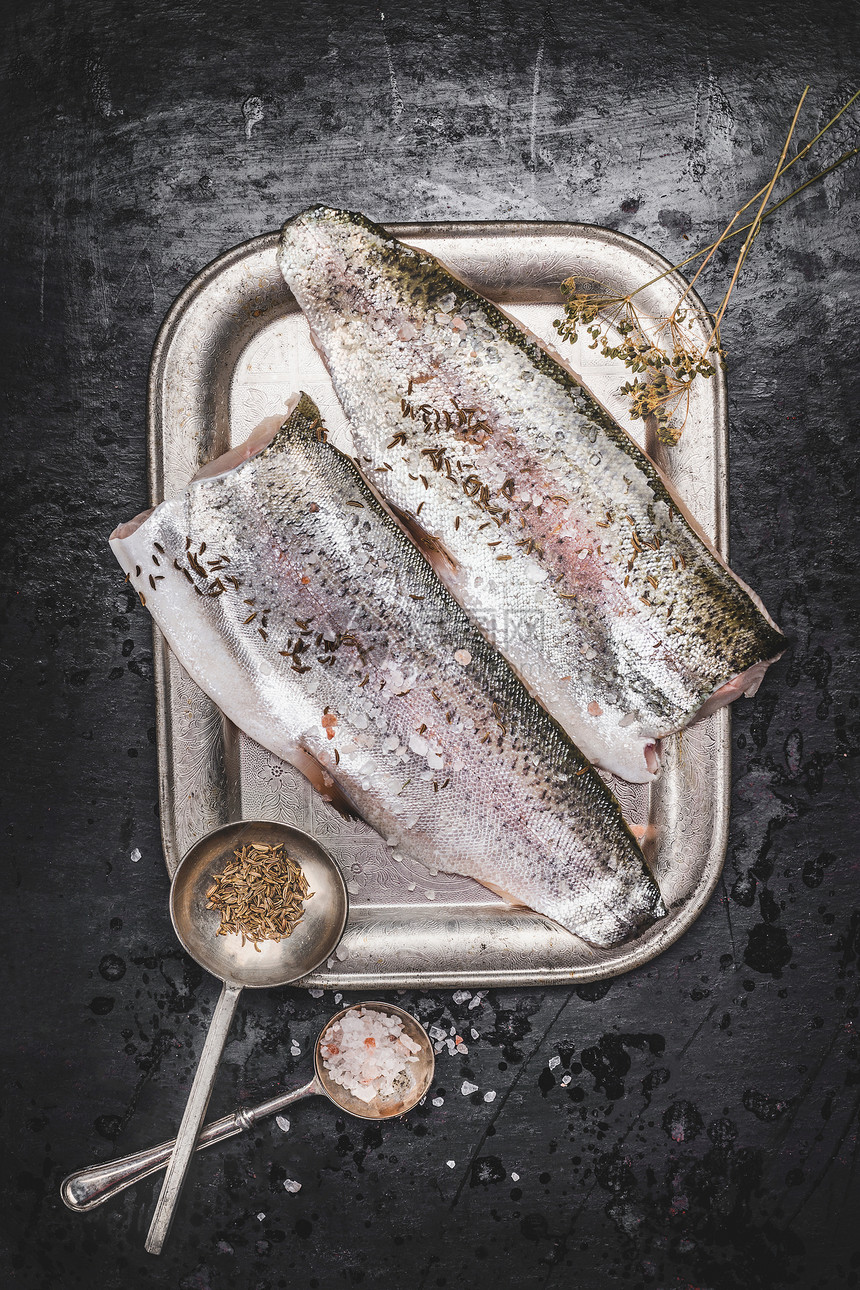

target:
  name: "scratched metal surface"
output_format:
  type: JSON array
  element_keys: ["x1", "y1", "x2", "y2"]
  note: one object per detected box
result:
[
  {"x1": 149, "y1": 222, "x2": 731, "y2": 988},
  {"x1": 3, "y1": 1, "x2": 859, "y2": 1287}
]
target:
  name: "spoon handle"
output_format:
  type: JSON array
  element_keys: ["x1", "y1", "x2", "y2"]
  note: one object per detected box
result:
[
  {"x1": 145, "y1": 980, "x2": 243, "y2": 1254},
  {"x1": 60, "y1": 1076, "x2": 320, "y2": 1213}
]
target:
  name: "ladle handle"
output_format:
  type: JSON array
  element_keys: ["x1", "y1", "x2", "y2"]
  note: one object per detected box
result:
[
  {"x1": 145, "y1": 980, "x2": 242, "y2": 1254},
  {"x1": 60, "y1": 1076, "x2": 320, "y2": 1213}
]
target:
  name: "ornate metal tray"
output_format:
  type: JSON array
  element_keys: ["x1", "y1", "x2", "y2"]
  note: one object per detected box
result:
[{"x1": 148, "y1": 221, "x2": 730, "y2": 988}]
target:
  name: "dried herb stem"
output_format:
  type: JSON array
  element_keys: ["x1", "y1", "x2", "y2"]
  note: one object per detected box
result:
[
  {"x1": 631, "y1": 86, "x2": 860, "y2": 305},
  {"x1": 704, "y1": 85, "x2": 809, "y2": 353}
]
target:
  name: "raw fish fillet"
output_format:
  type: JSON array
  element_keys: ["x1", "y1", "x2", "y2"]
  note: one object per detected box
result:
[
  {"x1": 110, "y1": 395, "x2": 664, "y2": 948},
  {"x1": 278, "y1": 206, "x2": 786, "y2": 782}
]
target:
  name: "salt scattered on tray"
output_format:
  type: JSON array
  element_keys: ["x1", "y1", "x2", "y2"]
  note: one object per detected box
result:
[
  {"x1": 283, "y1": 1179, "x2": 302, "y2": 1193},
  {"x1": 320, "y1": 1007, "x2": 421, "y2": 1104}
]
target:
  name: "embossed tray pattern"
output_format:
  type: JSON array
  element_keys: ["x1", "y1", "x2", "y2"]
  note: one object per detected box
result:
[{"x1": 148, "y1": 221, "x2": 730, "y2": 988}]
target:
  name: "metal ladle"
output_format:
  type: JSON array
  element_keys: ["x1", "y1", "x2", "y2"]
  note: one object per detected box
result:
[
  {"x1": 138, "y1": 820, "x2": 349, "y2": 1254},
  {"x1": 61, "y1": 1001, "x2": 434, "y2": 1213}
]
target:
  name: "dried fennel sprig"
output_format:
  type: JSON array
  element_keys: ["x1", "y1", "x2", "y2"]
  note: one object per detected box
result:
[{"x1": 554, "y1": 86, "x2": 858, "y2": 446}]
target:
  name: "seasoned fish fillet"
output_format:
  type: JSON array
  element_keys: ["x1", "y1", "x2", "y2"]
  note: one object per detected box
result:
[
  {"x1": 109, "y1": 394, "x2": 664, "y2": 948},
  {"x1": 278, "y1": 207, "x2": 786, "y2": 782}
]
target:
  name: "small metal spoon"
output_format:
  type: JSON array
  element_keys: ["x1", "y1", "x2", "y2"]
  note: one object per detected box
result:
[
  {"x1": 61, "y1": 1002, "x2": 434, "y2": 1213},
  {"x1": 140, "y1": 820, "x2": 348, "y2": 1255}
]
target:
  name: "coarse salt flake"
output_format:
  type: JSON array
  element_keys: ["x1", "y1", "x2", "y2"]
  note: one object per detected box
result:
[
  {"x1": 549, "y1": 1055, "x2": 561, "y2": 1069},
  {"x1": 484, "y1": 1090, "x2": 497, "y2": 1102},
  {"x1": 275, "y1": 1116, "x2": 291, "y2": 1133},
  {"x1": 283, "y1": 1179, "x2": 302, "y2": 1193},
  {"x1": 446, "y1": 1160, "x2": 456, "y2": 1168},
  {"x1": 511, "y1": 1172, "x2": 520, "y2": 1182},
  {"x1": 461, "y1": 1080, "x2": 479, "y2": 1096},
  {"x1": 320, "y1": 1006, "x2": 421, "y2": 1105},
  {"x1": 432, "y1": 1096, "x2": 444, "y2": 1107}
]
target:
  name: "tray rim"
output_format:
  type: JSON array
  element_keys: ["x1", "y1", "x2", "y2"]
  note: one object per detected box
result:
[{"x1": 146, "y1": 218, "x2": 731, "y2": 988}]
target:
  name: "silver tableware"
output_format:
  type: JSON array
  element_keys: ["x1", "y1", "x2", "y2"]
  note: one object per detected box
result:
[
  {"x1": 148, "y1": 221, "x2": 731, "y2": 987},
  {"x1": 61, "y1": 1002, "x2": 433, "y2": 1213},
  {"x1": 143, "y1": 820, "x2": 348, "y2": 1254}
]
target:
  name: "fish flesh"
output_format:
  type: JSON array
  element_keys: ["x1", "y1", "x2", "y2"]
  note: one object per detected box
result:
[
  {"x1": 278, "y1": 207, "x2": 786, "y2": 782},
  {"x1": 110, "y1": 394, "x2": 664, "y2": 948}
]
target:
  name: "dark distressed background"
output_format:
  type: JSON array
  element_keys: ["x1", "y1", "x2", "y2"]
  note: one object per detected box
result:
[{"x1": 2, "y1": 1, "x2": 859, "y2": 1287}]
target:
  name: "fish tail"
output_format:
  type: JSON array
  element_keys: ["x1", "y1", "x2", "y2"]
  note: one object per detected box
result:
[{"x1": 264, "y1": 392, "x2": 329, "y2": 454}]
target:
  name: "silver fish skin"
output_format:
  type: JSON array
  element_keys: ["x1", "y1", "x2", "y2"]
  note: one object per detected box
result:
[
  {"x1": 277, "y1": 206, "x2": 786, "y2": 783},
  {"x1": 109, "y1": 394, "x2": 664, "y2": 948}
]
